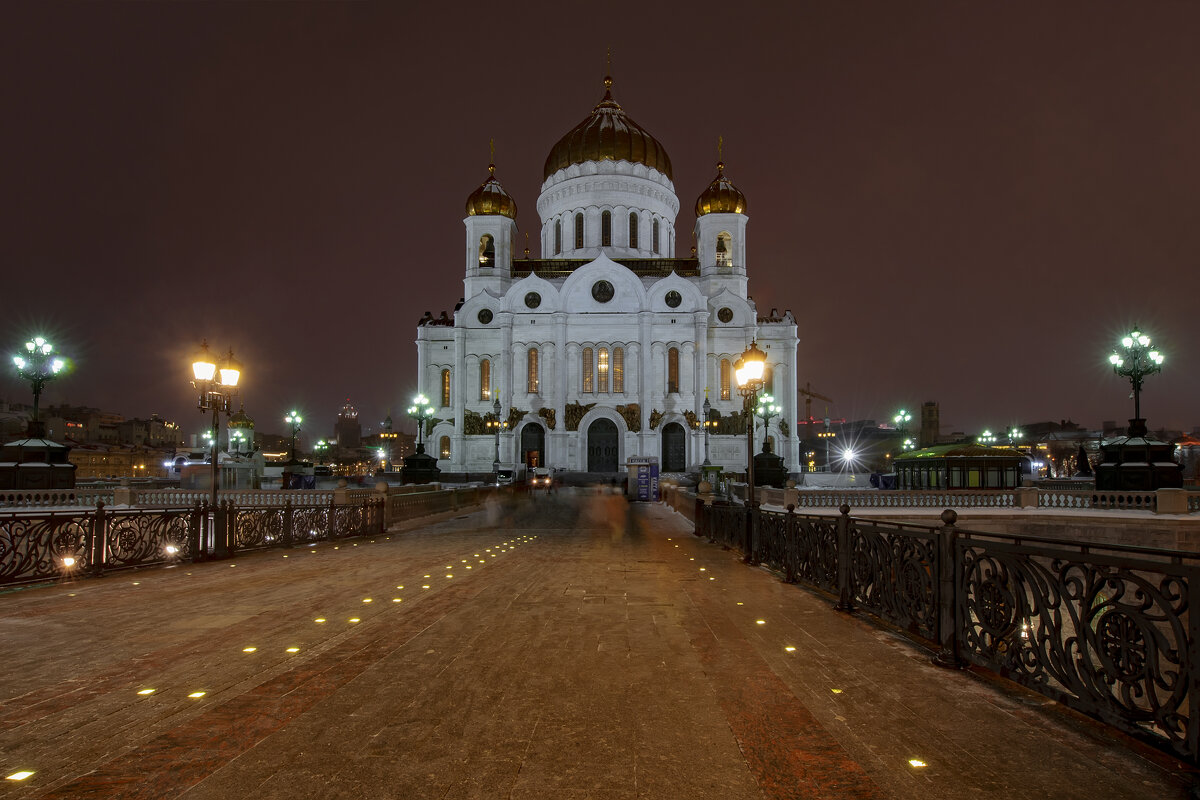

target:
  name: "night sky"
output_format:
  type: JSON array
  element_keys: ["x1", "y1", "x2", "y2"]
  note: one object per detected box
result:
[{"x1": 3, "y1": 2, "x2": 1197, "y2": 442}]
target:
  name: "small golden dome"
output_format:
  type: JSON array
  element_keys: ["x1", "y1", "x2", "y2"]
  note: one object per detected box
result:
[
  {"x1": 695, "y1": 161, "x2": 747, "y2": 216},
  {"x1": 543, "y1": 76, "x2": 673, "y2": 181},
  {"x1": 465, "y1": 164, "x2": 517, "y2": 219}
]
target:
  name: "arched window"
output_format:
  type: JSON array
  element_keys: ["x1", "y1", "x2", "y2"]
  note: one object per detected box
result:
[
  {"x1": 613, "y1": 347, "x2": 625, "y2": 393},
  {"x1": 527, "y1": 348, "x2": 539, "y2": 394},
  {"x1": 479, "y1": 234, "x2": 495, "y2": 268},
  {"x1": 574, "y1": 213, "x2": 584, "y2": 249},
  {"x1": 720, "y1": 359, "x2": 731, "y2": 400},
  {"x1": 439, "y1": 436, "x2": 451, "y2": 459},
  {"x1": 716, "y1": 232, "x2": 731, "y2": 267},
  {"x1": 582, "y1": 347, "x2": 594, "y2": 393},
  {"x1": 764, "y1": 366, "x2": 774, "y2": 396},
  {"x1": 554, "y1": 220, "x2": 562, "y2": 255},
  {"x1": 629, "y1": 213, "x2": 639, "y2": 249},
  {"x1": 598, "y1": 347, "x2": 609, "y2": 393},
  {"x1": 441, "y1": 369, "x2": 451, "y2": 407},
  {"x1": 601, "y1": 210, "x2": 612, "y2": 246},
  {"x1": 653, "y1": 219, "x2": 660, "y2": 254},
  {"x1": 667, "y1": 347, "x2": 679, "y2": 394},
  {"x1": 479, "y1": 359, "x2": 490, "y2": 401}
]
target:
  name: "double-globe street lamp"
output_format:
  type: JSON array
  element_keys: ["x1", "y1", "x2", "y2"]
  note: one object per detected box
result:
[
  {"x1": 733, "y1": 340, "x2": 767, "y2": 565},
  {"x1": 12, "y1": 336, "x2": 67, "y2": 438},
  {"x1": 408, "y1": 394, "x2": 435, "y2": 453},
  {"x1": 756, "y1": 394, "x2": 781, "y2": 449},
  {"x1": 191, "y1": 340, "x2": 242, "y2": 515},
  {"x1": 285, "y1": 410, "x2": 303, "y2": 463},
  {"x1": 1109, "y1": 326, "x2": 1164, "y2": 435},
  {"x1": 487, "y1": 394, "x2": 508, "y2": 483}
]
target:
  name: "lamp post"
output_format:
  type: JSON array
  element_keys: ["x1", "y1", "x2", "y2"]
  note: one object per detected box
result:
[
  {"x1": 315, "y1": 439, "x2": 330, "y2": 464},
  {"x1": 284, "y1": 410, "x2": 302, "y2": 463},
  {"x1": 818, "y1": 420, "x2": 836, "y2": 472},
  {"x1": 893, "y1": 408, "x2": 911, "y2": 434},
  {"x1": 12, "y1": 336, "x2": 67, "y2": 438},
  {"x1": 191, "y1": 340, "x2": 241, "y2": 515},
  {"x1": 702, "y1": 394, "x2": 713, "y2": 466},
  {"x1": 734, "y1": 340, "x2": 767, "y2": 565},
  {"x1": 755, "y1": 394, "x2": 781, "y2": 446},
  {"x1": 1109, "y1": 326, "x2": 1164, "y2": 436},
  {"x1": 407, "y1": 394, "x2": 434, "y2": 453},
  {"x1": 1006, "y1": 427, "x2": 1023, "y2": 447},
  {"x1": 487, "y1": 395, "x2": 504, "y2": 483},
  {"x1": 977, "y1": 429, "x2": 996, "y2": 445}
]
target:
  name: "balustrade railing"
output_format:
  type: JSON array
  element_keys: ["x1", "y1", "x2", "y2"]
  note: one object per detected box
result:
[
  {"x1": 694, "y1": 501, "x2": 1200, "y2": 764},
  {"x1": 0, "y1": 496, "x2": 385, "y2": 587},
  {"x1": 0, "y1": 489, "x2": 115, "y2": 508}
]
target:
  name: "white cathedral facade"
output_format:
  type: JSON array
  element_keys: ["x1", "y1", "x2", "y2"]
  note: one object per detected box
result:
[{"x1": 415, "y1": 77, "x2": 799, "y2": 475}]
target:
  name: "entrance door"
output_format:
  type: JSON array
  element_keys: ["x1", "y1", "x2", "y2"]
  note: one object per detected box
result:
[
  {"x1": 521, "y1": 423, "x2": 545, "y2": 468},
  {"x1": 661, "y1": 422, "x2": 686, "y2": 472},
  {"x1": 587, "y1": 419, "x2": 619, "y2": 473}
]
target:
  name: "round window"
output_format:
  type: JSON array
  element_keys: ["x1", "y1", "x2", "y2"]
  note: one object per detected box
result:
[
  {"x1": 717, "y1": 307, "x2": 734, "y2": 323},
  {"x1": 477, "y1": 309, "x2": 493, "y2": 324},
  {"x1": 591, "y1": 280, "x2": 615, "y2": 303},
  {"x1": 524, "y1": 292, "x2": 541, "y2": 309},
  {"x1": 665, "y1": 290, "x2": 682, "y2": 308}
]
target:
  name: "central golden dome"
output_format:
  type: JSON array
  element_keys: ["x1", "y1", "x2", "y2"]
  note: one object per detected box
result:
[{"x1": 543, "y1": 77, "x2": 672, "y2": 181}]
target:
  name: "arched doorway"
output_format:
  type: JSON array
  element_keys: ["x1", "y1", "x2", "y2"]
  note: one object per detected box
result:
[
  {"x1": 587, "y1": 419, "x2": 619, "y2": 473},
  {"x1": 521, "y1": 423, "x2": 545, "y2": 468},
  {"x1": 661, "y1": 422, "x2": 686, "y2": 472}
]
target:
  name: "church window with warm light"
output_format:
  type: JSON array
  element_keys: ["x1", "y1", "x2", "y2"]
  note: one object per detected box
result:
[
  {"x1": 598, "y1": 348, "x2": 609, "y2": 393},
  {"x1": 582, "y1": 347, "x2": 593, "y2": 393},
  {"x1": 613, "y1": 348, "x2": 624, "y2": 393},
  {"x1": 667, "y1": 347, "x2": 679, "y2": 394},
  {"x1": 527, "y1": 348, "x2": 539, "y2": 394},
  {"x1": 479, "y1": 360, "x2": 490, "y2": 401}
]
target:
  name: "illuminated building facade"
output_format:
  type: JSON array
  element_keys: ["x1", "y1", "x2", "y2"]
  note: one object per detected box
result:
[{"x1": 416, "y1": 77, "x2": 799, "y2": 474}]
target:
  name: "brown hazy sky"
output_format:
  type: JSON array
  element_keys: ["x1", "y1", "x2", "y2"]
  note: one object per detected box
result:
[{"x1": 2, "y1": 1, "x2": 1197, "y2": 441}]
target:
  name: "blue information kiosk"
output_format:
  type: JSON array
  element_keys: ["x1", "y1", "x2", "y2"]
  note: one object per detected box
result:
[{"x1": 626, "y1": 456, "x2": 660, "y2": 502}]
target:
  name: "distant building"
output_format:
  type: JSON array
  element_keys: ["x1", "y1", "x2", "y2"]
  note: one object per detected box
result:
[
  {"x1": 336, "y1": 401, "x2": 362, "y2": 449},
  {"x1": 919, "y1": 402, "x2": 939, "y2": 448}
]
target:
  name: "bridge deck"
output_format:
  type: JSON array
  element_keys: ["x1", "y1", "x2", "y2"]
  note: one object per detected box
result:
[{"x1": 0, "y1": 489, "x2": 1190, "y2": 799}]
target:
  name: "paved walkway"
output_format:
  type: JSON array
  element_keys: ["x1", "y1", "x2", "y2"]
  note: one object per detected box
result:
[{"x1": 0, "y1": 489, "x2": 1193, "y2": 799}]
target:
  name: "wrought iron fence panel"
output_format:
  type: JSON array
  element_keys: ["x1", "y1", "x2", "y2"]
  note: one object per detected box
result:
[
  {"x1": 105, "y1": 508, "x2": 194, "y2": 567},
  {"x1": 0, "y1": 511, "x2": 90, "y2": 583},
  {"x1": 706, "y1": 504, "x2": 744, "y2": 549},
  {"x1": 848, "y1": 520, "x2": 938, "y2": 640},
  {"x1": 334, "y1": 505, "x2": 365, "y2": 538},
  {"x1": 231, "y1": 508, "x2": 284, "y2": 551},
  {"x1": 956, "y1": 536, "x2": 1197, "y2": 762},
  {"x1": 793, "y1": 515, "x2": 839, "y2": 592},
  {"x1": 292, "y1": 507, "x2": 330, "y2": 543},
  {"x1": 754, "y1": 510, "x2": 790, "y2": 572}
]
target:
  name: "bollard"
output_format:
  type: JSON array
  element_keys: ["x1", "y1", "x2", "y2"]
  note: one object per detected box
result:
[
  {"x1": 834, "y1": 504, "x2": 853, "y2": 612},
  {"x1": 932, "y1": 509, "x2": 965, "y2": 669},
  {"x1": 283, "y1": 498, "x2": 294, "y2": 548}
]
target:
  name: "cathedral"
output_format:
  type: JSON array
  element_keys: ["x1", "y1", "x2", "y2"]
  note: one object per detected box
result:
[{"x1": 415, "y1": 76, "x2": 799, "y2": 475}]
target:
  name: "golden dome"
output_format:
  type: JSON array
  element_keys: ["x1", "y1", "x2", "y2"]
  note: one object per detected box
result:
[
  {"x1": 543, "y1": 77, "x2": 673, "y2": 181},
  {"x1": 695, "y1": 161, "x2": 747, "y2": 216},
  {"x1": 465, "y1": 164, "x2": 517, "y2": 219}
]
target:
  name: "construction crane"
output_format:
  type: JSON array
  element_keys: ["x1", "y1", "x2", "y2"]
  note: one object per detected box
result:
[{"x1": 797, "y1": 382, "x2": 833, "y2": 435}]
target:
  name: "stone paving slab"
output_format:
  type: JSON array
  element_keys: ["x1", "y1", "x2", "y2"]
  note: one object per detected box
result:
[{"x1": 0, "y1": 489, "x2": 1194, "y2": 798}]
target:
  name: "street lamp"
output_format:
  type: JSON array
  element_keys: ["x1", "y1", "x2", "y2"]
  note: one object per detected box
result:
[
  {"x1": 701, "y1": 394, "x2": 714, "y2": 466},
  {"x1": 407, "y1": 394, "x2": 435, "y2": 453},
  {"x1": 893, "y1": 409, "x2": 912, "y2": 433},
  {"x1": 1109, "y1": 326, "x2": 1164, "y2": 435},
  {"x1": 12, "y1": 336, "x2": 67, "y2": 438},
  {"x1": 734, "y1": 340, "x2": 767, "y2": 564},
  {"x1": 488, "y1": 394, "x2": 507, "y2": 483},
  {"x1": 284, "y1": 410, "x2": 303, "y2": 463},
  {"x1": 191, "y1": 340, "x2": 241, "y2": 511},
  {"x1": 755, "y1": 394, "x2": 781, "y2": 445},
  {"x1": 1006, "y1": 426, "x2": 1023, "y2": 446},
  {"x1": 902, "y1": 438, "x2": 917, "y2": 452},
  {"x1": 315, "y1": 439, "x2": 330, "y2": 464},
  {"x1": 977, "y1": 429, "x2": 996, "y2": 445}
]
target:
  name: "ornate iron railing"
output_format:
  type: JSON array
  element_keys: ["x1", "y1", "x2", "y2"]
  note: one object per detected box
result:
[
  {"x1": 0, "y1": 496, "x2": 385, "y2": 586},
  {"x1": 693, "y1": 500, "x2": 1200, "y2": 764},
  {"x1": 783, "y1": 489, "x2": 1017, "y2": 509}
]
